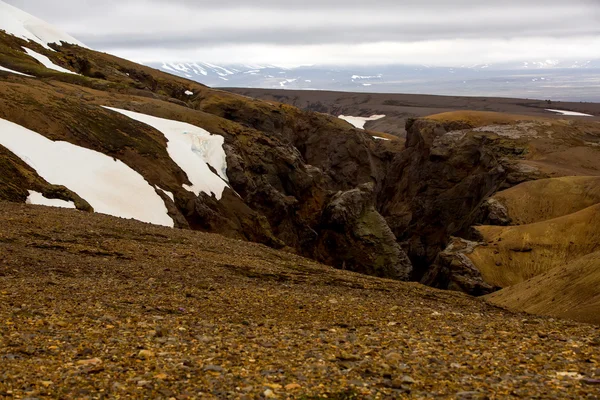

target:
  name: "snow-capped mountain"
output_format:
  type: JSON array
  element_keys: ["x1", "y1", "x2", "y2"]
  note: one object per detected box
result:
[
  {"x1": 149, "y1": 61, "x2": 600, "y2": 101},
  {"x1": 0, "y1": 0, "x2": 87, "y2": 49}
]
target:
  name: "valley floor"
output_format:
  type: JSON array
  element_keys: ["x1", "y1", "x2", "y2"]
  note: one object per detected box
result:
[{"x1": 0, "y1": 202, "x2": 599, "y2": 399}]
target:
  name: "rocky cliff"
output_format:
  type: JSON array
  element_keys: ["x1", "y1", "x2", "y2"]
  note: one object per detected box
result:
[{"x1": 1, "y1": 28, "x2": 600, "y2": 302}]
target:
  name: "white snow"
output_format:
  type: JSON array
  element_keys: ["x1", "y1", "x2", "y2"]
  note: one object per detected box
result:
[
  {"x1": 185, "y1": 90, "x2": 194, "y2": 96},
  {"x1": 26, "y1": 190, "x2": 76, "y2": 209},
  {"x1": 279, "y1": 78, "x2": 297, "y2": 87},
  {"x1": 546, "y1": 109, "x2": 593, "y2": 117},
  {"x1": 161, "y1": 63, "x2": 176, "y2": 72},
  {"x1": 0, "y1": 0, "x2": 87, "y2": 50},
  {"x1": 103, "y1": 107, "x2": 229, "y2": 200},
  {"x1": 201, "y1": 62, "x2": 234, "y2": 76},
  {"x1": 0, "y1": 65, "x2": 33, "y2": 77},
  {"x1": 338, "y1": 115, "x2": 386, "y2": 129},
  {"x1": 22, "y1": 47, "x2": 78, "y2": 74},
  {"x1": 351, "y1": 74, "x2": 381, "y2": 80},
  {"x1": 0, "y1": 117, "x2": 173, "y2": 227},
  {"x1": 373, "y1": 136, "x2": 390, "y2": 141}
]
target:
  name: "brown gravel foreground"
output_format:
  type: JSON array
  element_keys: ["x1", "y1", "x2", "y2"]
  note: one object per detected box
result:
[{"x1": 0, "y1": 202, "x2": 599, "y2": 399}]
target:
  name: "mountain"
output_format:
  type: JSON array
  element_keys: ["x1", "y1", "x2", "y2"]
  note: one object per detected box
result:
[
  {"x1": 0, "y1": 0, "x2": 87, "y2": 49},
  {"x1": 150, "y1": 61, "x2": 600, "y2": 102},
  {"x1": 1, "y1": 3, "x2": 600, "y2": 395}
]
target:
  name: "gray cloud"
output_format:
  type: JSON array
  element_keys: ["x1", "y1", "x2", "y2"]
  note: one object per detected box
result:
[{"x1": 5, "y1": 0, "x2": 600, "y2": 64}]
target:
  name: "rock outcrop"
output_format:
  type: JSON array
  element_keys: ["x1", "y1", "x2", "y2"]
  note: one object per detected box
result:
[
  {"x1": 316, "y1": 183, "x2": 412, "y2": 280},
  {"x1": 2, "y1": 25, "x2": 600, "y2": 295},
  {"x1": 421, "y1": 237, "x2": 498, "y2": 296}
]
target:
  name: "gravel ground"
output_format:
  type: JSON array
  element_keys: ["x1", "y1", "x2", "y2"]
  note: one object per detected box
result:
[{"x1": 0, "y1": 202, "x2": 599, "y2": 399}]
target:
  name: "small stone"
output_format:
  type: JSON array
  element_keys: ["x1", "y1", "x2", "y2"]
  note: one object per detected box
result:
[
  {"x1": 456, "y1": 391, "x2": 482, "y2": 399},
  {"x1": 385, "y1": 352, "x2": 403, "y2": 363},
  {"x1": 285, "y1": 383, "x2": 301, "y2": 390},
  {"x1": 532, "y1": 355, "x2": 545, "y2": 363},
  {"x1": 264, "y1": 384, "x2": 282, "y2": 389},
  {"x1": 337, "y1": 351, "x2": 361, "y2": 361},
  {"x1": 401, "y1": 375, "x2": 415, "y2": 384},
  {"x1": 137, "y1": 380, "x2": 151, "y2": 387},
  {"x1": 154, "y1": 373, "x2": 168, "y2": 380},
  {"x1": 263, "y1": 388, "x2": 277, "y2": 398},
  {"x1": 76, "y1": 358, "x2": 102, "y2": 366},
  {"x1": 41, "y1": 381, "x2": 53, "y2": 387},
  {"x1": 138, "y1": 350, "x2": 155, "y2": 360},
  {"x1": 582, "y1": 378, "x2": 600, "y2": 385},
  {"x1": 203, "y1": 365, "x2": 224, "y2": 373}
]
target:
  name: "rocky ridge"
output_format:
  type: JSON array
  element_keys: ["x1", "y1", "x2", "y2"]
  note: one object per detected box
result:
[{"x1": 1, "y1": 8, "x2": 600, "y2": 320}]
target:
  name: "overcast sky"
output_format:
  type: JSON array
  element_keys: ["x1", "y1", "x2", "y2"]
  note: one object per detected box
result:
[{"x1": 7, "y1": 0, "x2": 600, "y2": 66}]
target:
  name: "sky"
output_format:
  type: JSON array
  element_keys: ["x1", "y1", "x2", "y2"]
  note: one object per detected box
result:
[{"x1": 6, "y1": 0, "x2": 600, "y2": 66}]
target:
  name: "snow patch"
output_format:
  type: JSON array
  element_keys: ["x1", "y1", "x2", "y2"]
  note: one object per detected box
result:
[
  {"x1": 373, "y1": 136, "x2": 390, "y2": 141},
  {"x1": 546, "y1": 109, "x2": 593, "y2": 117},
  {"x1": 104, "y1": 107, "x2": 229, "y2": 200},
  {"x1": 0, "y1": 117, "x2": 173, "y2": 227},
  {"x1": 0, "y1": 65, "x2": 33, "y2": 77},
  {"x1": 26, "y1": 190, "x2": 76, "y2": 209},
  {"x1": 22, "y1": 47, "x2": 78, "y2": 74},
  {"x1": 351, "y1": 74, "x2": 381, "y2": 80},
  {"x1": 0, "y1": 1, "x2": 87, "y2": 50},
  {"x1": 279, "y1": 78, "x2": 297, "y2": 87},
  {"x1": 338, "y1": 115, "x2": 386, "y2": 129},
  {"x1": 185, "y1": 90, "x2": 194, "y2": 96}
]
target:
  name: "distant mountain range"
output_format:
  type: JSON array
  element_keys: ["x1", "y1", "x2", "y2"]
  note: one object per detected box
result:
[{"x1": 149, "y1": 61, "x2": 600, "y2": 102}]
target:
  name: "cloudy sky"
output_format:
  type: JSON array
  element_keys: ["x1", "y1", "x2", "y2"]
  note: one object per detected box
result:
[{"x1": 7, "y1": 0, "x2": 600, "y2": 66}]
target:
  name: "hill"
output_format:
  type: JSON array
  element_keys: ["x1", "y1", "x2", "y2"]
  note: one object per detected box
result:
[
  {"x1": 486, "y1": 251, "x2": 600, "y2": 325},
  {"x1": 225, "y1": 88, "x2": 600, "y2": 137},
  {"x1": 488, "y1": 176, "x2": 600, "y2": 225},
  {"x1": 1, "y1": 201, "x2": 599, "y2": 398},
  {"x1": 1, "y1": 1, "x2": 600, "y2": 329}
]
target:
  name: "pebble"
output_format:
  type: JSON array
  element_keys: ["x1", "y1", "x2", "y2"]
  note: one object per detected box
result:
[
  {"x1": 285, "y1": 383, "x2": 301, "y2": 390},
  {"x1": 76, "y1": 358, "x2": 102, "y2": 366},
  {"x1": 203, "y1": 365, "x2": 224, "y2": 372},
  {"x1": 138, "y1": 350, "x2": 155, "y2": 360},
  {"x1": 582, "y1": 378, "x2": 600, "y2": 385},
  {"x1": 263, "y1": 389, "x2": 276, "y2": 398}
]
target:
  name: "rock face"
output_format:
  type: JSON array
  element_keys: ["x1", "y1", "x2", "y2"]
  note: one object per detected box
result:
[
  {"x1": 378, "y1": 119, "x2": 517, "y2": 278},
  {"x1": 316, "y1": 183, "x2": 412, "y2": 280},
  {"x1": 0, "y1": 30, "x2": 409, "y2": 281},
  {"x1": 2, "y1": 26, "x2": 599, "y2": 293},
  {"x1": 421, "y1": 238, "x2": 499, "y2": 296},
  {"x1": 480, "y1": 198, "x2": 511, "y2": 226}
]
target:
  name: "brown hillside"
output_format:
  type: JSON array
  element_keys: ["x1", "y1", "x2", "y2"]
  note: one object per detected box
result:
[
  {"x1": 425, "y1": 110, "x2": 548, "y2": 128},
  {"x1": 1, "y1": 202, "x2": 599, "y2": 398},
  {"x1": 468, "y1": 203, "x2": 600, "y2": 287},
  {"x1": 486, "y1": 251, "x2": 600, "y2": 325},
  {"x1": 492, "y1": 176, "x2": 600, "y2": 225}
]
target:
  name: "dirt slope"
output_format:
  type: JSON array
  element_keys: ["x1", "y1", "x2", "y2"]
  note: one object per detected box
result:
[
  {"x1": 486, "y1": 251, "x2": 600, "y2": 325},
  {"x1": 0, "y1": 201, "x2": 599, "y2": 399},
  {"x1": 468, "y1": 203, "x2": 600, "y2": 287},
  {"x1": 491, "y1": 176, "x2": 600, "y2": 225}
]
